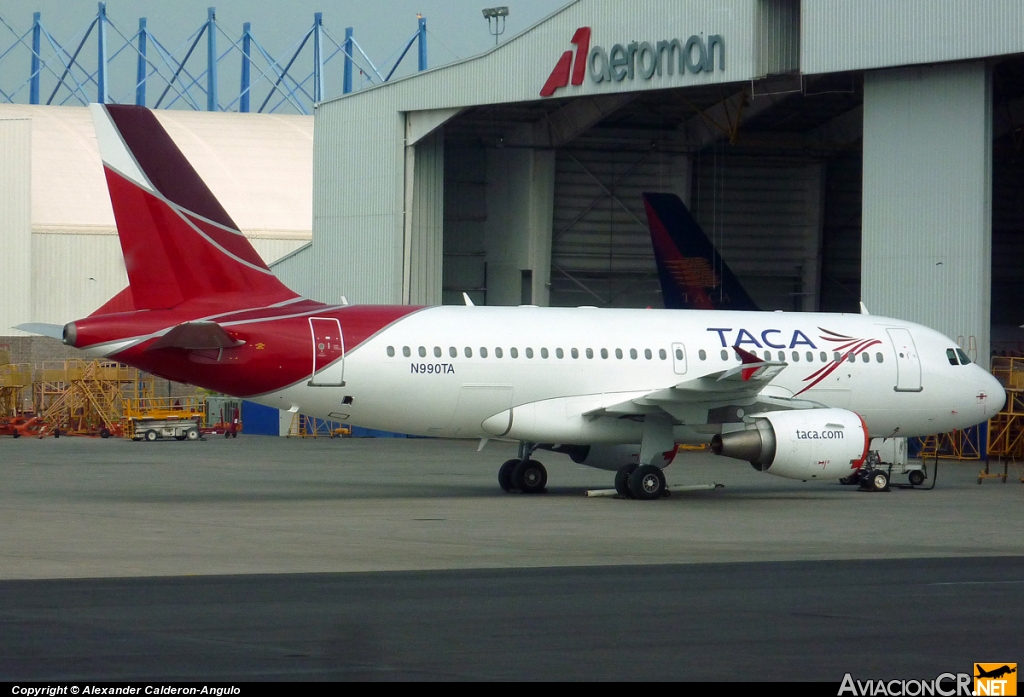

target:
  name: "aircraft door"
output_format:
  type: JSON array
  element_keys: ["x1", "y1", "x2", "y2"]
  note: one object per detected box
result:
[
  {"x1": 887, "y1": 327, "x2": 922, "y2": 392},
  {"x1": 671, "y1": 342, "x2": 688, "y2": 375},
  {"x1": 309, "y1": 317, "x2": 345, "y2": 386}
]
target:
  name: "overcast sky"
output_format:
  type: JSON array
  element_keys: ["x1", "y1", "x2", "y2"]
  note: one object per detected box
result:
[{"x1": 1, "y1": 0, "x2": 569, "y2": 110}]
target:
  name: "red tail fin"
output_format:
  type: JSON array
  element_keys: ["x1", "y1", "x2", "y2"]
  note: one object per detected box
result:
[{"x1": 90, "y1": 104, "x2": 298, "y2": 312}]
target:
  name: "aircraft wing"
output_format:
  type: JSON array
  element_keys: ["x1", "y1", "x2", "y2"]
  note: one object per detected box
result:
[
  {"x1": 147, "y1": 322, "x2": 245, "y2": 351},
  {"x1": 584, "y1": 347, "x2": 812, "y2": 420}
]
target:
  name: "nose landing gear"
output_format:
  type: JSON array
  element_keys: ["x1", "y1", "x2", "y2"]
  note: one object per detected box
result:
[{"x1": 497, "y1": 443, "x2": 548, "y2": 494}]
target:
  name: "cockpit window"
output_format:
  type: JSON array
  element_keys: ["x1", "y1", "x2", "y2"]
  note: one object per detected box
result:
[
  {"x1": 946, "y1": 349, "x2": 959, "y2": 366},
  {"x1": 956, "y1": 348, "x2": 972, "y2": 365}
]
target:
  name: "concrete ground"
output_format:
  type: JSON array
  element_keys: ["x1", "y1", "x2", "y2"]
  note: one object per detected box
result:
[{"x1": 1, "y1": 435, "x2": 1022, "y2": 579}]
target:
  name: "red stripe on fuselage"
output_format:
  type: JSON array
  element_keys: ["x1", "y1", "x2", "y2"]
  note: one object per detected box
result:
[{"x1": 75, "y1": 303, "x2": 422, "y2": 397}]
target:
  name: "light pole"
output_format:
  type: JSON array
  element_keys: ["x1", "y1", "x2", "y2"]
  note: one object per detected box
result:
[{"x1": 482, "y1": 6, "x2": 509, "y2": 46}]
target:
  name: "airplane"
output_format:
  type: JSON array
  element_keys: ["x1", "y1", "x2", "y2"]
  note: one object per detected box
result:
[
  {"x1": 976, "y1": 665, "x2": 1016, "y2": 680},
  {"x1": 643, "y1": 192, "x2": 760, "y2": 311},
  {"x1": 18, "y1": 104, "x2": 1006, "y2": 500}
]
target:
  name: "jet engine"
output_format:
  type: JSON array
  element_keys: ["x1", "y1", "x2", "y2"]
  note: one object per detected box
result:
[
  {"x1": 710, "y1": 408, "x2": 868, "y2": 480},
  {"x1": 540, "y1": 444, "x2": 677, "y2": 472}
]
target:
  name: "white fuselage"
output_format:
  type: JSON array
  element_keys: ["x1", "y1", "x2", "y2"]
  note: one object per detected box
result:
[{"x1": 250, "y1": 306, "x2": 1004, "y2": 443}]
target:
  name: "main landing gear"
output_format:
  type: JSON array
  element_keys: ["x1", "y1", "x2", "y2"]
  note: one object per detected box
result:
[
  {"x1": 614, "y1": 464, "x2": 668, "y2": 500},
  {"x1": 498, "y1": 443, "x2": 548, "y2": 494}
]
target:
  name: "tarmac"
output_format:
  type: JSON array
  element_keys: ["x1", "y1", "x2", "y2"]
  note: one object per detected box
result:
[
  {"x1": 1, "y1": 436, "x2": 1023, "y2": 579},
  {"x1": 1, "y1": 435, "x2": 1022, "y2": 680}
]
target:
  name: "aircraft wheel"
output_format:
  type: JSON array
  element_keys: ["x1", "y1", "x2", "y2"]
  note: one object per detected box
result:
[
  {"x1": 513, "y1": 459, "x2": 547, "y2": 494},
  {"x1": 498, "y1": 459, "x2": 518, "y2": 492},
  {"x1": 908, "y1": 470, "x2": 925, "y2": 487},
  {"x1": 869, "y1": 469, "x2": 890, "y2": 492},
  {"x1": 614, "y1": 464, "x2": 637, "y2": 498},
  {"x1": 629, "y1": 464, "x2": 666, "y2": 501},
  {"x1": 186, "y1": 428, "x2": 200, "y2": 441},
  {"x1": 144, "y1": 430, "x2": 158, "y2": 442}
]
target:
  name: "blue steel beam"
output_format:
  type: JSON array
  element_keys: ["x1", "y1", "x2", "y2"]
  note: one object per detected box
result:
[
  {"x1": 239, "y1": 22, "x2": 250, "y2": 112},
  {"x1": 206, "y1": 7, "x2": 217, "y2": 111},
  {"x1": 342, "y1": 26, "x2": 352, "y2": 94},
  {"x1": 135, "y1": 17, "x2": 147, "y2": 105},
  {"x1": 96, "y1": 2, "x2": 107, "y2": 103},
  {"x1": 29, "y1": 12, "x2": 40, "y2": 103}
]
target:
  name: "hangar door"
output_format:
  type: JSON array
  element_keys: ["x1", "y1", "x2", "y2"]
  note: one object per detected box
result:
[{"x1": 551, "y1": 149, "x2": 826, "y2": 311}]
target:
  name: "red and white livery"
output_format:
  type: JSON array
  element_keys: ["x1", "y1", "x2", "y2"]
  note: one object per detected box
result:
[{"x1": 21, "y1": 104, "x2": 1005, "y2": 500}]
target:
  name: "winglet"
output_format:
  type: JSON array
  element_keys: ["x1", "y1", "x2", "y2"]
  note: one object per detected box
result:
[
  {"x1": 733, "y1": 346, "x2": 764, "y2": 381},
  {"x1": 860, "y1": 301, "x2": 870, "y2": 315},
  {"x1": 463, "y1": 293, "x2": 475, "y2": 307}
]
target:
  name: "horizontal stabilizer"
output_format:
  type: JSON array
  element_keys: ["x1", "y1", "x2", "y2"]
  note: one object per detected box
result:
[
  {"x1": 148, "y1": 322, "x2": 245, "y2": 351},
  {"x1": 14, "y1": 323, "x2": 64, "y2": 339}
]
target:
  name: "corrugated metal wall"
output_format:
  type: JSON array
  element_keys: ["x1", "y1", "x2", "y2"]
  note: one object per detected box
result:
[
  {"x1": 407, "y1": 129, "x2": 445, "y2": 305},
  {"x1": 270, "y1": 243, "x2": 317, "y2": 299},
  {"x1": 0, "y1": 119, "x2": 31, "y2": 335},
  {"x1": 802, "y1": 0, "x2": 1024, "y2": 75},
  {"x1": 990, "y1": 157, "x2": 1024, "y2": 328},
  {"x1": 312, "y1": 100, "x2": 405, "y2": 305},
  {"x1": 755, "y1": 0, "x2": 800, "y2": 76},
  {"x1": 690, "y1": 153, "x2": 824, "y2": 311},
  {"x1": 31, "y1": 234, "x2": 127, "y2": 325},
  {"x1": 550, "y1": 148, "x2": 680, "y2": 307},
  {"x1": 862, "y1": 62, "x2": 992, "y2": 365},
  {"x1": 819, "y1": 152, "x2": 863, "y2": 313},
  {"x1": 442, "y1": 145, "x2": 487, "y2": 306}
]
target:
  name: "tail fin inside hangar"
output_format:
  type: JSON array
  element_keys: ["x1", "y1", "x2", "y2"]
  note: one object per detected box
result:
[
  {"x1": 642, "y1": 192, "x2": 759, "y2": 311},
  {"x1": 89, "y1": 104, "x2": 299, "y2": 314}
]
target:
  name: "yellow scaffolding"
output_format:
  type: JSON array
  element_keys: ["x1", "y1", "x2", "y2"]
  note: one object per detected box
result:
[
  {"x1": 287, "y1": 412, "x2": 350, "y2": 438},
  {"x1": 34, "y1": 360, "x2": 154, "y2": 436},
  {"x1": 0, "y1": 363, "x2": 32, "y2": 418},
  {"x1": 121, "y1": 396, "x2": 206, "y2": 440}
]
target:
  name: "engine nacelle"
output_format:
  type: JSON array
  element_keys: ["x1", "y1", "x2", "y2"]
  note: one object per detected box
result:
[
  {"x1": 539, "y1": 444, "x2": 677, "y2": 472},
  {"x1": 710, "y1": 408, "x2": 869, "y2": 481}
]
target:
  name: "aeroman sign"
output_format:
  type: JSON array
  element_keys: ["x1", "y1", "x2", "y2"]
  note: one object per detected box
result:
[
  {"x1": 589, "y1": 35, "x2": 725, "y2": 83},
  {"x1": 539, "y1": 27, "x2": 725, "y2": 97}
]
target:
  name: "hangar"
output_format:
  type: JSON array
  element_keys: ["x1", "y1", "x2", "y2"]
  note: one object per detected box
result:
[{"x1": 303, "y1": 0, "x2": 1024, "y2": 369}]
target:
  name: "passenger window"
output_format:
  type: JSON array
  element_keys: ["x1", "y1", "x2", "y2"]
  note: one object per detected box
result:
[
  {"x1": 403, "y1": 346, "x2": 411, "y2": 357},
  {"x1": 861, "y1": 353, "x2": 869, "y2": 363},
  {"x1": 698, "y1": 350, "x2": 707, "y2": 361},
  {"x1": 834, "y1": 352, "x2": 841, "y2": 362},
  {"x1": 645, "y1": 349, "x2": 652, "y2": 360},
  {"x1": 720, "y1": 349, "x2": 728, "y2": 360},
  {"x1": 480, "y1": 347, "x2": 488, "y2": 358},
  {"x1": 659, "y1": 349, "x2": 667, "y2": 360},
  {"x1": 541, "y1": 348, "x2": 549, "y2": 359},
  {"x1": 418, "y1": 346, "x2": 426, "y2": 358},
  {"x1": 450, "y1": 346, "x2": 457, "y2": 358},
  {"x1": 778, "y1": 351, "x2": 785, "y2": 361},
  {"x1": 629, "y1": 349, "x2": 638, "y2": 360},
  {"x1": 571, "y1": 348, "x2": 579, "y2": 359},
  {"x1": 387, "y1": 346, "x2": 395, "y2": 357},
  {"x1": 495, "y1": 347, "x2": 503, "y2": 358},
  {"x1": 846, "y1": 352, "x2": 855, "y2": 363},
  {"x1": 956, "y1": 348, "x2": 972, "y2": 365},
  {"x1": 820, "y1": 352, "x2": 827, "y2": 362},
  {"x1": 465, "y1": 347, "x2": 473, "y2": 358},
  {"x1": 764, "y1": 351, "x2": 771, "y2": 361},
  {"x1": 434, "y1": 347, "x2": 442, "y2": 358},
  {"x1": 526, "y1": 348, "x2": 534, "y2": 358},
  {"x1": 556, "y1": 348, "x2": 564, "y2": 359},
  {"x1": 615, "y1": 349, "x2": 623, "y2": 359},
  {"x1": 586, "y1": 348, "x2": 594, "y2": 359},
  {"x1": 675, "y1": 348, "x2": 683, "y2": 361},
  {"x1": 601, "y1": 349, "x2": 609, "y2": 359},
  {"x1": 806, "y1": 351, "x2": 813, "y2": 362},
  {"x1": 792, "y1": 351, "x2": 800, "y2": 362},
  {"x1": 876, "y1": 352, "x2": 884, "y2": 363},
  {"x1": 510, "y1": 347, "x2": 519, "y2": 358}
]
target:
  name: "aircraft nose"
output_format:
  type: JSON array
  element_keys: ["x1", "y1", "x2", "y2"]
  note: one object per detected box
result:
[{"x1": 980, "y1": 369, "x2": 1006, "y2": 417}]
